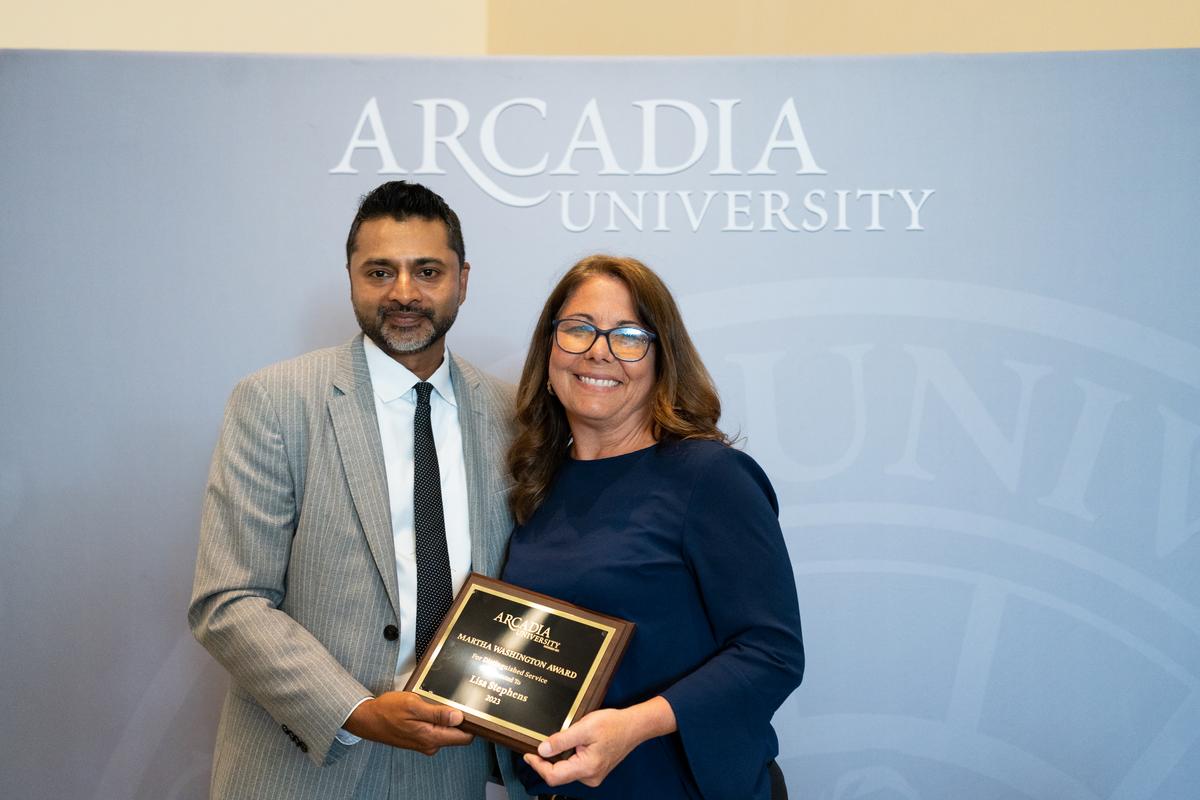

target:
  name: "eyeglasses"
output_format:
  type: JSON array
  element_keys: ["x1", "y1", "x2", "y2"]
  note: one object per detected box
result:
[{"x1": 551, "y1": 318, "x2": 657, "y2": 362}]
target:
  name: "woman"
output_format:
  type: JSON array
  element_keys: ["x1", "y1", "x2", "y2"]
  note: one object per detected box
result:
[{"x1": 502, "y1": 255, "x2": 804, "y2": 800}]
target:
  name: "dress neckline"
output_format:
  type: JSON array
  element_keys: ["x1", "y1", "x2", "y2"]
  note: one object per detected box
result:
[{"x1": 566, "y1": 441, "x2": 659, "y2": 465}]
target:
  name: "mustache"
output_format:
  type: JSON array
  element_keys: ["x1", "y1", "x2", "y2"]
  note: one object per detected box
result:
[{"x1": 378, "y1": 303, "x2": 433, "y2": 320}]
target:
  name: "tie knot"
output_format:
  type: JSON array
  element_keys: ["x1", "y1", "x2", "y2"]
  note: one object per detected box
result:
[{"x1": 415, "y1": 381, "x2": 434, "y2": 406}]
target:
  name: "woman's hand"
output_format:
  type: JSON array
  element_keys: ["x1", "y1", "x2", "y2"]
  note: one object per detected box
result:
[{"x1": 522, "y1": 696, "x2": 677, "y2": 787}]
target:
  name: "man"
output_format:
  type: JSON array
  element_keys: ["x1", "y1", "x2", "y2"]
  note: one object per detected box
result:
[{"x1": 189, "y1": 181, "x2": 529, "y2": 799}]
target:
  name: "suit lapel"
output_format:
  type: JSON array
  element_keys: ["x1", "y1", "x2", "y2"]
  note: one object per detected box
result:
[
  {"x1": 451, "y1": 355, "x2": 492, "y2": 577},
  {"x1": 328, "y1": 336, "x2": 402, "y2": 620}
]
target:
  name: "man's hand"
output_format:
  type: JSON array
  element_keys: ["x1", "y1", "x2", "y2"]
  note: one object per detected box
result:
[
  {"x1": 344, "y1": 691, "x2": 474, "y2": 755},
  {"x1": 522, "y1": 697, "x2": 676, "y2": 788}
]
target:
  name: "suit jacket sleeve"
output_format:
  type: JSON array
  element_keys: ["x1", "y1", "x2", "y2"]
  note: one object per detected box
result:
[{"x1": 189, "y1": 374, "x2": 371, "y2": 766}]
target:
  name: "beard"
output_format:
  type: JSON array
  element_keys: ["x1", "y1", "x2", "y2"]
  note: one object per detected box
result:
[{"x1": 356, "y1": 301, "x2": 458, "y2": 358}]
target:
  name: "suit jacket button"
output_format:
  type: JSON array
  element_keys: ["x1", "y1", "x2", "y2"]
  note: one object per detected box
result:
[{"x1": 383, "y1": 624, "x2": 399, "y2": 641}]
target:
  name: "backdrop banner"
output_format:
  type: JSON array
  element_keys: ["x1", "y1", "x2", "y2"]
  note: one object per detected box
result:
[{"x1": 1, "y1": 48, "x2": 1197, "y2": 800}]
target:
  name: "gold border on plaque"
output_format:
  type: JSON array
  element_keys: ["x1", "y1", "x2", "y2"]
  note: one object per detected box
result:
[{"x1": 410, "y1": 582, "x2": 618, "y2": 740}]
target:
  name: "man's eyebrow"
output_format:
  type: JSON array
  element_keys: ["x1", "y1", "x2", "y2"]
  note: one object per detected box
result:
[{"x1": 359, "y1": 256, "x2": 448, "y2": 268}]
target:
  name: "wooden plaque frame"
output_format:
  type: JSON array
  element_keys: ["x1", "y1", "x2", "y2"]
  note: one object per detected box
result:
[{"x1": 403, "y1": 573, "x2": 634, "y2": 754}]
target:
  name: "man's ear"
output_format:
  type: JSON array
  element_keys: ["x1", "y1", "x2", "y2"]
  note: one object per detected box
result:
[{"x1": 458, "y1": 261, "x2": 471, "y2": 304}]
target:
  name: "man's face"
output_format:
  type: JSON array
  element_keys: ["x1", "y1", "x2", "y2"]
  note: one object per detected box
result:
[{"x1": 348, "y1": 216, "x2": 469, "y2": 376}]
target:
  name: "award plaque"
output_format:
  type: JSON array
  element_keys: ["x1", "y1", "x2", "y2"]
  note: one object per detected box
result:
[{"x1": 403, "y1": 573, "x2": 634, "y2": 754}]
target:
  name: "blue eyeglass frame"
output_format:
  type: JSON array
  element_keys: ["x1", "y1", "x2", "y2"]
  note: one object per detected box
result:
[{"x1": 551, "y1": 318, "x2": 658, "y2": 362}]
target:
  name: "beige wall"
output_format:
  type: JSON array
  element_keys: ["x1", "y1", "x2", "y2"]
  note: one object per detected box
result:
[
  {"x1": 2, "y1": 0, "x2": 1197, "y2": 54},
  {"x1": 489, "y1": 0, "x2": 1200, "y2": 55},
  {"x1": 0, "y1": 0, "x2": 489, "y2": 55}
]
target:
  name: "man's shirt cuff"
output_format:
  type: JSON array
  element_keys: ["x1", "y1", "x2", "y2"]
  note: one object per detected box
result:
[{"x1": 335, "y1": 696, "x2": 374, "y2": 745}]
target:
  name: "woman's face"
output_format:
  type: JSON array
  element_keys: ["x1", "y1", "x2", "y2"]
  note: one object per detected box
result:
[{"x1": 548, "y1": 274, "x2": 657, "y2": 441}]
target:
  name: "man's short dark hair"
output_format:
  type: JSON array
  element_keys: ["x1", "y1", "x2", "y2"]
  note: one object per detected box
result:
[{"x1": 345, "y1": 181, "x2": 466, "y2": 267}]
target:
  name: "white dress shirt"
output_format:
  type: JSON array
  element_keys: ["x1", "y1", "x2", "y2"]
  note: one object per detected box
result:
[{"x1": 338, "y1": 337, "x2": 473, "y2": 743}]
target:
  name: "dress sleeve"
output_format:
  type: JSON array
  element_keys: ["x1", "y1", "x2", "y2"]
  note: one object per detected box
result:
[{"x1": 659, "y1": 446, "x2": 805, "y2": 799}]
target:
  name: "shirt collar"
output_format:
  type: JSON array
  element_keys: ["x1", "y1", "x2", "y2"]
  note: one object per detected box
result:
[{"x1": 362, "y1": 336, "x2": 457, "y2": 407}]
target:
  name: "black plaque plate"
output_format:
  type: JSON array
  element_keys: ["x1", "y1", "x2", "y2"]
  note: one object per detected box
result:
[{"x1": 404, "y1": 573, "x2": 634, "y2": 753}]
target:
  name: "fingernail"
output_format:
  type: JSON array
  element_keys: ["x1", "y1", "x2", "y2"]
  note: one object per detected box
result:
[{"x1": 538, "y1": 741, "x2": 552, "y2": 757}]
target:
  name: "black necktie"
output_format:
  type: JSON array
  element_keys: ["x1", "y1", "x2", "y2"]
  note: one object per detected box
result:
[{"x1": 413, "y1": 381, "x2": 452, "y2": 659}]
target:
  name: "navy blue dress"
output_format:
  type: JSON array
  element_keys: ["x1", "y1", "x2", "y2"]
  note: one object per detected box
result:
[{"x1": 501, "y1": 439, "x2": 804, "y2": 799}]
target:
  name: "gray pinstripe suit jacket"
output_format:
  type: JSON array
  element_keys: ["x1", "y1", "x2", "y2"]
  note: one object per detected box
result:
[{"x1": 189, "y1": 336, "x2": 531, "y2": 799}]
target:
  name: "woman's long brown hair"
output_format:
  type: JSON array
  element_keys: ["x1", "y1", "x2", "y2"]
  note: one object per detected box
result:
[{"x1": 507, "y1": 255, "x2": 729, "y2": 524}]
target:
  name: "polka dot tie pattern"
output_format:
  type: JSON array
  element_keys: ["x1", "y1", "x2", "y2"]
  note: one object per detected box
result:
[{"x1": 413, "y1": 381, "x2": 452, "y2": 659}]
